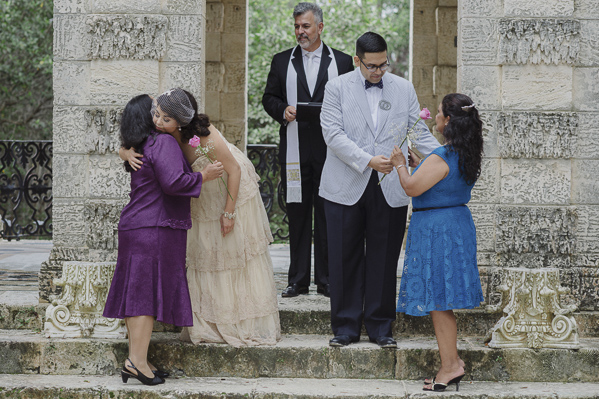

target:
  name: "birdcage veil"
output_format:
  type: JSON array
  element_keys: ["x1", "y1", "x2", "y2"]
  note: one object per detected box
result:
[{"x1": 152, "y1": 88, "x2": 195, "y2": 126}]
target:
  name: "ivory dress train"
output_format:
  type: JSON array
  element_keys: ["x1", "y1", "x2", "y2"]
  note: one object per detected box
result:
[{"x1": 181, "y1": 132, "x2": 281, "y2": 346}]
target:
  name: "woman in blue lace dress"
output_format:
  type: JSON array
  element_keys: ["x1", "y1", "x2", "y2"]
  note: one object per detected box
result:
[{"x1": 390, "y1": 93, "x2": 484, "y2": 392}]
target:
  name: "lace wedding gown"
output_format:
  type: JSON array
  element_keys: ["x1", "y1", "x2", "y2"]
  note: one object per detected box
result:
[{"x1": 181, "y1": 132, "x2": 281, "y2": 347}]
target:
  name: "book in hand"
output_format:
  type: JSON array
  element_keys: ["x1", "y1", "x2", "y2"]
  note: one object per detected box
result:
[{"x1": 295, "y1": 102, "x2": 323, "y2": 123}]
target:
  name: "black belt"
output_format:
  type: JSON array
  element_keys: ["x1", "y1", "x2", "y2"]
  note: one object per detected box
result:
[{"x1": 412, "y1": 204, "x2": 466, "y2": 212}]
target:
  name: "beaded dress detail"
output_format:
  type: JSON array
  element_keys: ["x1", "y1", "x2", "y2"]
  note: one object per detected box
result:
[
  {"x1": 182, "y1": 132, "x2": 280, "y2": 346},
  {"x1": 396, "y1": 145, "x2": 484, "y2": 316}
]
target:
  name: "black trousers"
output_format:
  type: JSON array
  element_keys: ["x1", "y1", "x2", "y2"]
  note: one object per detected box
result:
[
  {"x1": 282, "y1": 158, "x2": 328, "y2": 288},
  {"x1": 325, "y1": 171, "x2": 408, "y2": 339}
]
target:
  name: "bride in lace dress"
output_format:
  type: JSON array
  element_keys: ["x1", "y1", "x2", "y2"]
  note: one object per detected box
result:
[{"x1": 122, "y1": 88, "x2": 280, "y2": 347}]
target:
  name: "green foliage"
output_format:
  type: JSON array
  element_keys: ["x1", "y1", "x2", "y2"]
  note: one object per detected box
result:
[
  {"x1": 248, "y1": 0, "x2": 410, "y2": 144},
  {"x1": 0, "y1": 0, "x2": 53, "y2": 140}
]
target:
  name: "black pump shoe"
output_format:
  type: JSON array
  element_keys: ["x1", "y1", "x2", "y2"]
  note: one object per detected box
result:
[
  {"x1": 423, "y1": 374, "x2": 465, "y2": 392},
  {"x1": 121, "y1": 358, "x2": 164, "y2": 385},
  {"x1": 153, "y1": 369, "x2": 170, "y2": 379}
]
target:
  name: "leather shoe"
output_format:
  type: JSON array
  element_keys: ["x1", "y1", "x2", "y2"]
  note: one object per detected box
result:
[
  {"x1": 316, "y1": 284, "x2": 330, "y2": 297},
  {"x1": 370, "y1": 336, "x2": 397, "y2": 348},
  {"x1": 329, "y1": 335, "x2": 358, "y2": 347},
  {"x1": 282, "y1": 284, "x2": 309, "y2": 297}
]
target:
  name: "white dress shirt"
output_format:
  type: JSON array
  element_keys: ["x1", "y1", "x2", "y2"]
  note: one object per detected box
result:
[
  {"x1": 363, "y1": 80, "x2": 383, "y2": 132},
  {"x1": 301, "y1": 42, "x2": 323, "y2": 96}
]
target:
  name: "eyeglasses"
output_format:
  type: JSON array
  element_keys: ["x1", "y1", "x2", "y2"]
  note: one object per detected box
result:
[{"x1": 359, "y1": 58, "x2": 390, "y2": 72}]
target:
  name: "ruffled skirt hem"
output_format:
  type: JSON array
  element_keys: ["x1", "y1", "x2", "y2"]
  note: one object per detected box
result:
[{"x1": 181, "y1": 311, "x2": 281, "y2": 347}]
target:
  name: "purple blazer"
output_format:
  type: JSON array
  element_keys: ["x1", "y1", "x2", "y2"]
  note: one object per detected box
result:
[{"x1": 118, "y1": 133, "x2": 203, "y2": 231}]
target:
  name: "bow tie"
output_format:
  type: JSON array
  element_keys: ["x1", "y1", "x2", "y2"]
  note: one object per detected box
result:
[{"x1": 365, "y1": 80, "x2": 383, "y2": 90}]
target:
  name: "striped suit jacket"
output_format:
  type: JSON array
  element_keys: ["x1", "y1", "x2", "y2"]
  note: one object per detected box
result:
[{"x1": 319, "y1": 68, "x2": 441, "y2": 207}]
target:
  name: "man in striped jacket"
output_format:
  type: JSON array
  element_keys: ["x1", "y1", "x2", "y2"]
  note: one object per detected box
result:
[{"x1": 319, "y1": 32, "x2": 440, "y2": 348}]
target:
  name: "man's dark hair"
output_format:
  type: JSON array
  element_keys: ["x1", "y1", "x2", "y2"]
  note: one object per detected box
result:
[{"x1": 356, "y1": 32, "x2": 387, "y2": 58}]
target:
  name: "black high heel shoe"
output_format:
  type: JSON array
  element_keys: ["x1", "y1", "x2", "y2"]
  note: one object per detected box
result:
[
  {"x1": 153, "y1": 369, "x2": 170, "y2": 379},
  {"x1": 121, "y1": 358, "x2": 164, "y2": 386},
  {"x1": 423, "y1": 374, "x2": 465, "y2": 392}
]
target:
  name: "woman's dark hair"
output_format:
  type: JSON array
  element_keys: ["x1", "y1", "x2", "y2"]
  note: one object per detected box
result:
[
  {"x1": 120, "y1": 94, "x2": 155, "y2": 173},
  {"x1": 441, "y1": 93, "x2": 484, "y2": 185},
  {"x1": 176, "y1": 90, "x2": 212, "y2": 142},
  {"x1": 356, "y1": 32, "x2": 387, "y2": 59}
]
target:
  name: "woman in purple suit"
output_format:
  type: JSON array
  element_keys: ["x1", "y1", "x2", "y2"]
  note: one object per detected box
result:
[{"x1": 103, "y1": 94, "x2": 223, "y2": 386}]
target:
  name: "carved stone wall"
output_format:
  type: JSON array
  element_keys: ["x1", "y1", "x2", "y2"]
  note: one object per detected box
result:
[
  {"x1": 498, "y1": 112, "x2": 578, "y2": 158},
  {"x1": 410, "y1": 0, "x2": 457, "y2": 141},
  {"x1": 457, "y1": 0, "x2": 599, "y2": 312},
  {"x1": 44, "y1": 0, "x2": 208, "y2": 336},
  {"x1": 205, "y1": 0, "x2": 248, "y2": 149},
  {"x1": 498, "y1": 19, "x2": 580, "y2": 65},
  {"x1": 87, "y1": 16, "x2": 168, "y2": 60}
]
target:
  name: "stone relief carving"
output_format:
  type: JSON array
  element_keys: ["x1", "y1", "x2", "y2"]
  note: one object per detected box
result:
[
  {"x1": 496, "y1": 206, "x2": 577, "y2": 255},
  {"x1": 206, "y1": 2, "x2": 224, "y2": 33},
  {"x1": 498, "y1": 112, "x2": 578, "y2": 158},
  {"x1": 87, "y1": 15, "x2": 167, "y2": 60},
  {"x1": 499, "y1": 19, "x2": 580, "y2": 65},
  {"x1": 44, "y1": 261, "x2": 125, "y2": 338},
  {"x1": 486, "y1": 268, "x2": 580, "y2": 349},
  {"x1": 84, "y1": 108, "x2": 122, "y2": 155},
  {"x1": 498, "y1": 253, "x2": 570, "y2": 269},
  {"x1": 561, "y1": 267, "x2": 599, "y2": 311},
  {"x1": 84, "y1": 201, "x2": 126, "y2": 251}
]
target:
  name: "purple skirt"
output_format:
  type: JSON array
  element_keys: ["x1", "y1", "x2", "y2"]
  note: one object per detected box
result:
[{"x1": 103, "y1": 226, "x2": 193, "y2": 326}]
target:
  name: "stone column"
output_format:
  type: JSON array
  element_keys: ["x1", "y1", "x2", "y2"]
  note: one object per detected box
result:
[
  {"x1": 410, "y1": 0, "x2": 457, "y2": 141},
  {"x1": 43, "y1": 0, "x2": 206, "y2": 338},
  {"x1": 457, "y1": 0, "x2": 599, "y2": 344},
  {"x1": 205, "y1": 0, "x2": 248, "y2": 149}
]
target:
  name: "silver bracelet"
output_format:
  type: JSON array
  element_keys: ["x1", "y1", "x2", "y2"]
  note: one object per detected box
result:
[
  {"x1": 223, "y1": 211, "x2": 236, "y2": 220},
  {"x1": 396, "y1": 164, "x2": 406, "y2": 171}
]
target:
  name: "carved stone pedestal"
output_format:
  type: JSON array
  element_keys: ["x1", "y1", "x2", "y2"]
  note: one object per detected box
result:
[
  {"x1": 486, "y1": 268, "x2": 579, "y2": 349},
  {"x1": 44, "y1": 261, "x2": 125, "y2": 338}
]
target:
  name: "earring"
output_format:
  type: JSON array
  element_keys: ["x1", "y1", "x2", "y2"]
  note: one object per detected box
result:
[
  {"x1": 178, "y1": 126, "x2": 181, "y2": 131},
  {"x1": 445, "y1": 122, "x2": 448, "y2": 126}
]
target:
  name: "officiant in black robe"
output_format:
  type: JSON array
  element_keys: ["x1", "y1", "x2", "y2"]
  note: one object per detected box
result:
[{"x1": 262, "y1": 2, "x2": 353, "y2": 298}]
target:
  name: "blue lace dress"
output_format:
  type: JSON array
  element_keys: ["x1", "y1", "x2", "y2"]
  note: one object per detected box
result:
[{"x1": 396, "y1": 145, "x2": 484, "y2": 316}]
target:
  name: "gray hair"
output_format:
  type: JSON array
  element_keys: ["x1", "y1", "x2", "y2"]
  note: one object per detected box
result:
[{"x1": 293, "y1": 2, "x2": 323, "y2": 24}]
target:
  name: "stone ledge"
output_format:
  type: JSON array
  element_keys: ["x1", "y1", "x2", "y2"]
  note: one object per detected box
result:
[
  {"x1": 0, "y1": 374, "x2": 598, "y2": 398},
  {"x1": 0, "y1": 330, "x2": 597, "y2": 382},
  {"x1": 0, "y1": 304, "x2": 45, "y2": 331},
  {"x1": 1, "y1": 374, "x2": 598, "y2": 398},
  {"x1": 1, "y1": 300, "x2": 598, "y2": 339},
  {"x1": 279, "y1": 299, "x2": 599, "y2": 338}
]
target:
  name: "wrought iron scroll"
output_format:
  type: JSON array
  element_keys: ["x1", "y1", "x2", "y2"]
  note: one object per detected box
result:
[
  {"x1": 247, "y1": 144, "x2": 288, "y2": 241},
  {"x1": 0, "y1": 141, "x2": 52, "y2": 240}
]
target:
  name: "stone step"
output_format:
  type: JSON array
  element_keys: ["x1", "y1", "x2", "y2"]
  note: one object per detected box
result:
[
  {"x1": 1, "y1": 330, "x2": 598, "y2": 383},
  {"x1": 0, "y1": 374, "x2": 598, "y2": 399},
  {"x1": 4, "y1": 295, "x2": 599, "y2": 338}
]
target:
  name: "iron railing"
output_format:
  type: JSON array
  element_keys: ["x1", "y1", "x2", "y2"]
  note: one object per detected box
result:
[
  {"x1": 247, "y1": 144, "x2": 289, "y2": 241},
  {"x1": 0, "y1": 141, "x2": 288, "y2": 242},
  {"x1": 0, "y1": 140, "x2": 53, "y2": 240}
]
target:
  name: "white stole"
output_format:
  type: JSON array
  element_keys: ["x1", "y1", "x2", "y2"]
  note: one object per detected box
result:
[{"x1": 285, "y1": 45, "x2": 338, "y2": 203}]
